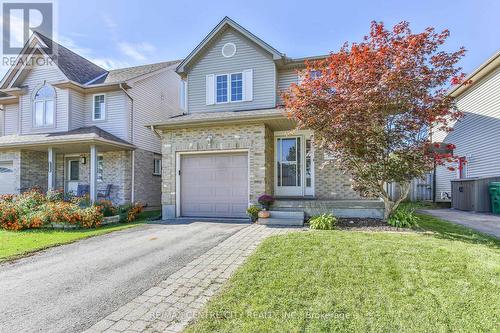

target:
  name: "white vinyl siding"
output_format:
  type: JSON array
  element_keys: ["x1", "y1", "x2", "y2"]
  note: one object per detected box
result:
[
  {"x1": 435, "y1": 66, "x2": 500, "y2": 201},
  {"x1": 3, "y1": 104, "x2": 19, "y2": 135},
  {"x1": 128, "y1": 68, "x2": 182, "y2": 152},
  {"x1": 188, "y1": 28, "x2": 275, "y2": 113},
  {"x1": 68, "y1": 89, "x2": 85, "y2": 130},
  {"x1": 83, "y1": 90, "x2": 129, "y2": 141},
  {"x1": 277, "y1": 69, "x2": 299, "y2": 105},
  {"x1": 19, "y1": 54, "x2": 69, "y2": 134}
]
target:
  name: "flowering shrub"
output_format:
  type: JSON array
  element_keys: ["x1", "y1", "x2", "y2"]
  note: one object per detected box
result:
[
  {"x1": 0, "y1": 202, "x2": 23, "y2": 230},
  {"x1": 95, "y1": 200, "x2": 117, "y2": 217},
  {"x1": 44, "y1": 202, "x2": 82, "y2": 225},
  {"x1": 0, "y1": 194, "x2": 15, "y2": 202},
  {"x1": 127, "y1": 203, "x2": 144, "y2": 222},
  {"x1": 257, "y1": 194, "x2": 274, "y2": 210},
  {"x1": 0, "y1": 188, "x2": 108, "y2": 230},
  {"x1": 46, "y1": 189, "x2": 65, "y2": 202},
  {"x1": 80, "y1": 206, "x2": 103, "y2": 228}
]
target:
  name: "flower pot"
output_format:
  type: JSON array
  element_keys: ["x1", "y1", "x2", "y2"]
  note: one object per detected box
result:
[
  {"x1": 102, "y1": 215, "x2": 120, "y2": 225},
  {"x1": 258, "y1": 210, "x2": 270, "y2": 219}
]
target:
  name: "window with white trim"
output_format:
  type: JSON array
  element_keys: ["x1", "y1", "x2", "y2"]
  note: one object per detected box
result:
[
  {"x1": 153, "y1": 157, "x2": 162, "y2": 176},
  {"x1": 215, "y1": 72, "x2": 244, "y2": 103},
  {"x1": 231, "y1": 73, "x2": 243, "y2": 101},
  {"x1": 93, "y1": 94, "x2": 106, "y2": 121},
  {"x1": 216, "y1": 75, "x2": 228, "y2": 103},
  {"x1": 33, "y1": 84, "x2": 55, "y2": 127}
]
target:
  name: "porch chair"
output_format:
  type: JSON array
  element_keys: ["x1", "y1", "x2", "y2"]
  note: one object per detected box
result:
[
  {"x1": 97, "y1": 184, "x2": 113, "y2": 201},
  {"x1": 76, "y1": 184, "x2": 90, "y2": 197}
]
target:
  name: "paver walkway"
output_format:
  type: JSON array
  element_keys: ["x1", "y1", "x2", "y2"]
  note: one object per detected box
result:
[
  {"x1": 85, "y1": 224, "x2": 300, "y2": 333},
  {"x1": 420, "y1": 209, "x2": 500, "y2": 237}
]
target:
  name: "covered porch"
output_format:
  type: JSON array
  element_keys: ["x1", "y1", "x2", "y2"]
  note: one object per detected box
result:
[{"x1": 0, "y1": 126, "x2": 135, "y2": 204}]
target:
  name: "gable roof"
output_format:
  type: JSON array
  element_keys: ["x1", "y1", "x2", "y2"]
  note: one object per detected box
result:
[
  {"x1": 449, "y1": 50, "x2": 500, "y2": 97},
  {"x1": 176, "y1": 16, "x2": 285, "y2": 75},
  {"x1": 33, "y1": 32, "x2": 108, "y2": 85},
  {"x1": 0, "y1": 32, "x2": 179, "y2": 92}
]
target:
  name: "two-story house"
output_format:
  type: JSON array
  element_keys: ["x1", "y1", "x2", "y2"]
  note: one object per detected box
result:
[
  {"x1": 0, "y1": 32, "x2": 182, "y2": 208},
  {"x1": 151, "y1": 17, "x2": 384, "y2": 220},
  {"x1": 433, "y1": 51, "x2": 500, "y2": 203}
]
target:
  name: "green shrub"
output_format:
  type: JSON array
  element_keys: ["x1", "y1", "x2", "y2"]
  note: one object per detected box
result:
[
  {"x1": 309, "y1": 214, "x2": 337, "y2": 230},
  {"x1": 388, "y1": 206, "x2": 419, "y2": 228},
  {"x1": 246, "y1": 205, "x2": 261, "y2": 222}
]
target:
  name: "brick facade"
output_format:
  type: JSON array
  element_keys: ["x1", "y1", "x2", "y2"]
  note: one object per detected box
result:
[
  {"x1": 160, "y1": 124, "x2": 363, "y2": 218},
  {"x1": 314, "y1": 146, "x2": 363, "y2": 200},
  {"x1": 20, "y1": 150, "x2": 48, "y2": 192},
  {"x1": 133, "y1": 149, "x2": 161, "y2": 208},
  {"x1": 161, "y1": 124, "x2": 268, "y2": 218}
]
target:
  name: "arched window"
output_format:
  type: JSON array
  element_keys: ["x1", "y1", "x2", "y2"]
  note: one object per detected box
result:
[{"x1": 33, "y1": 84, "x2": 55, "y2": 127}]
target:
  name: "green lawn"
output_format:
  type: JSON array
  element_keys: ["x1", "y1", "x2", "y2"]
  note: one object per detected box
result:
[
  {"x1": 0, "y1": 210, "x2": 160, "y2": 262},
  {"x1": 186, "y1": 213, "x2": 500, "y2": 333}
]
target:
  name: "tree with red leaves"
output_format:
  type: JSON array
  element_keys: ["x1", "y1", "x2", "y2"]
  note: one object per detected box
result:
[{"x1": 283, "y1": 21, "x2": 467, "y2": 220}]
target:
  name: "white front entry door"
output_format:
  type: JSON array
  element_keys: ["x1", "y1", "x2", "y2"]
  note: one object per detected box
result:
[
  {"x1": 66, "y1": 159, "x2": 80, "y2": 194},
  {"x1": 275, "y1": 133, "x2": 314, "y2": 197}
]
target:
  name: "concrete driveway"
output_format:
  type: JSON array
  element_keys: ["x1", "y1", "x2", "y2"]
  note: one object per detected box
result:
[
  {"x1": 0, "y1": 220, "x2": 248, "y2": 333},
  {"x1": 420, "y1": 209, "x2": 500, "y2": 237}
]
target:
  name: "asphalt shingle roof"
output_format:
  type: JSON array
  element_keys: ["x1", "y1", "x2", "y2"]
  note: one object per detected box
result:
[
  {"x1": 33, "y1": 32, "x2": 180, "y2": 86},
  {"x1": 34, "y1": 32, "x2": 108, "y2": 85}
]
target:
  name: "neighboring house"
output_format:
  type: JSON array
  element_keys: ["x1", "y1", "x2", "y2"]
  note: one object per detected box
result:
[
  {"x1": 0, "y1": 32, "x2": 182, "y2": 208},
  {"x1": 150, "y1": 17, "x2": 384, "y2": 219},
  {"x1": 433, "y1": 51, "x2": 500, "y2": 202}
]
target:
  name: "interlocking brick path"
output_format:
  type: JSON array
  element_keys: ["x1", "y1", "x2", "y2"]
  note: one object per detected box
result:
[{"x1": 84, "y1": 224, "x2": 300, "y2": 333}]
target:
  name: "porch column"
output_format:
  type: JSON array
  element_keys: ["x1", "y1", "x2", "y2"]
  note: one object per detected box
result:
[
  {"x1": 47, "y1": 147, "x2": 55, "y2": 191},
  {"x1": 90, "y1": 145, "x2": 98, "y2": 203}
]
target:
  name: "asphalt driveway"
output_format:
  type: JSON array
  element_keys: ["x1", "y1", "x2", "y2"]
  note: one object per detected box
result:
[
  {"x1": 0, "y1": 220, "x2": 248, "y2": 333},
  {"x1": 420, "y1": 209, "x2": 500, "y2": 237}
]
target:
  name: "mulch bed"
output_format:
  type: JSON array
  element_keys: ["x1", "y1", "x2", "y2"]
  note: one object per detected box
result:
[{"x1": 335, "y1": 218, "x2": 407, "y2": 232}]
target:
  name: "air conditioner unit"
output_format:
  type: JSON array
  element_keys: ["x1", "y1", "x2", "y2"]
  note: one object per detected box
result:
[{"x1": 440, "y1": 191, "x2": 451, "y2": 200}]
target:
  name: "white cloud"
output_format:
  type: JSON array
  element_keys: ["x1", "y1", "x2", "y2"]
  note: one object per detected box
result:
[
  {"x1": 57, "y1": 35, "x2": 129, "y2": 70},
  {"x1": 118, "y1": 41, "x2": 156, "y2": 62}
]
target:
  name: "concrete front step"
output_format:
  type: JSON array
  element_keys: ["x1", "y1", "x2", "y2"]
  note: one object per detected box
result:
[
  {"x1": 258, "y1": 210, "x2": 305, "y2": 226},
  {"x1": 272, "y1": 199, "x2": 385, "y2": 219}
]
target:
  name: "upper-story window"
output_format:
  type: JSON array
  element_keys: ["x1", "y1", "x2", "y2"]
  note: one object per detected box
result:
[
  {"x1": 231, "y1": 73, "x2": 243, "y2": 101},
  {"x1": 208, "y1": 69, "x2": 252, "y2": 105},
  {"x1": 216, "y1": 75, "x2": 228, "y2": 103},
  {"x1": 93, "y1": 94, "x2": 106, "y2": 121},
  {"x1": 33, "y1": 84, "x2": 55, "y2": 127}
]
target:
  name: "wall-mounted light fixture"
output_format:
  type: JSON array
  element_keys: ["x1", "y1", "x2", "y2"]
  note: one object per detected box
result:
[{"x1": 80, "y1": 156, "x2": 87, "y2": 165}]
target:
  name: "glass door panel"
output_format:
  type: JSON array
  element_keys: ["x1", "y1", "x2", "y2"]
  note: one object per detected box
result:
[{"x1": 275, "y1": 137, "x2": 302, "y2": 196}]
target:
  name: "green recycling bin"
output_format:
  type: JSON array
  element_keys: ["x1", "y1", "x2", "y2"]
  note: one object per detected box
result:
[{"x1": 489, "y1": 182, "x2": 500, "y2": 214}]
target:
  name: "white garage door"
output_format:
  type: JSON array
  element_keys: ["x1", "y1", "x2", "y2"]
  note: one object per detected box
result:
[
  {"x1": 0, "y1": 161, "x2": 16, "y2": 195},
  {"x1": 181, "y1": 152, "x2": 248, "y2": 218}
]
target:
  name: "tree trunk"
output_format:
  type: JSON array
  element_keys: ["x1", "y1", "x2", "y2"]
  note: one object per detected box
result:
[{"x1": 381, "y1": 182, "x2": 411, "y2": 221}]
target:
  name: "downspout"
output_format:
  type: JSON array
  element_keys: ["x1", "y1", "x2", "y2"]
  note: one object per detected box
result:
[{"x1": 120, "y1": 83, "x2": 135, "y2": 203}]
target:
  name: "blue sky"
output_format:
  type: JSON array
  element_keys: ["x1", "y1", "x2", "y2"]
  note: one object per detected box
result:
[{"x1": 3, "y1": 0, "x2": 500, "y2": 75}]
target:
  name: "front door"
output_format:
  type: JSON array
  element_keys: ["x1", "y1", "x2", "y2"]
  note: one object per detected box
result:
[
  {"x1": 66, "y1": 159, "x2": 80, "y2": 194},
  {"x1": 275, "y1": 134, "x2": 315, "y2": 197}
]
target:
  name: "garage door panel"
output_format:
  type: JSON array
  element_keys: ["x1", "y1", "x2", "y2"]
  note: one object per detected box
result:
[
  {"x1": 0, "y1": 161, "x2": 16, "y2": 195},
  {"x1": 181, "y1": 153, "x2": 248, "y2": 218}
]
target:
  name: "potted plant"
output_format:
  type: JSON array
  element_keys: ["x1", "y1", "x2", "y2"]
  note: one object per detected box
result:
[
  {"x1": 257, "y1": 194, "x2": 274, "y2": 218},
  {"x1": 246, "y1": 205, "x2": 261, "y2": 222}
]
